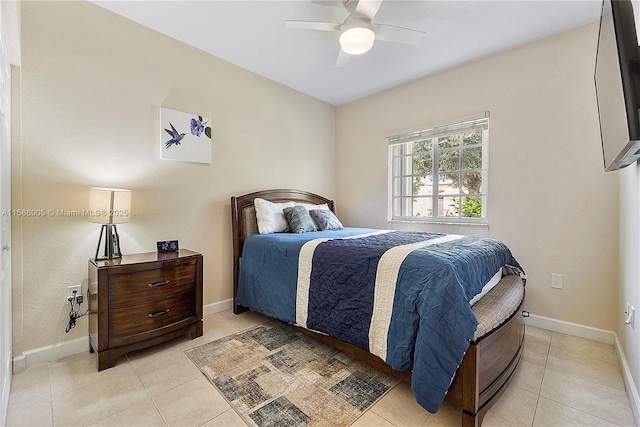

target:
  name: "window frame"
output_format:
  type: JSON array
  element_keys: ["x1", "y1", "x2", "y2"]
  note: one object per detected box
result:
[{"x1": 387, "y1": 113, "x2": 489, "y2": 225}]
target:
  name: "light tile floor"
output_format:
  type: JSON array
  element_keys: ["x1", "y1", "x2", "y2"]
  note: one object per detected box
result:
[{"x1": 5, "y1": 310, "x2": 638, "y2": 427}]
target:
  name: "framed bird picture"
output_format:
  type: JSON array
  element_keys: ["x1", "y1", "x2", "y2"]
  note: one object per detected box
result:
[{"x1": 160, "y1": 107, "x2": 212, "y2": 164}]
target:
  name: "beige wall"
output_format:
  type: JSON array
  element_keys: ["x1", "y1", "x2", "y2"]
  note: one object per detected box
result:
[
  {"x1": 12, "y1": 1, "x2": 336, "y2": 356},
  {"x1": 619, "y1": 164, "x2": 640, "y2": 408},
  {"x1": 617, "y1": 1, "x2": 640, "y2": 410},
  {"x1": 336, "y1": 23, "x2": 620, "y2": 331}
]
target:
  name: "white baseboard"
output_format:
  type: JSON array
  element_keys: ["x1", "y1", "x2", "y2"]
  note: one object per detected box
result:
[
  {"x1": 203, "y1": 298, "x2": 233, "y2": 317},
  {"x1": 12, "y1": 336, "x2": 88, "y2": 374},
  {"x1": 525, "y1": 313, "x2": 615, "y2": 344},
  {"x1": 12, "y1": 299, "x2": 235, "y2": 374},
  {"x1": 614, "y1": 335, "x2": 640, "y2": 427}
]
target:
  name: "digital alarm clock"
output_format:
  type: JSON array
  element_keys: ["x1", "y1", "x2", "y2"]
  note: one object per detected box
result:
[{"x1": 156, "y1": 240, "x2": 179, "y2": 253}]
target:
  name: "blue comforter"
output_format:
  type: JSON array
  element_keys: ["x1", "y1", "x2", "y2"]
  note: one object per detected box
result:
[{"x1": 237, "y1": 228, "x2": 522, "y2": 412}]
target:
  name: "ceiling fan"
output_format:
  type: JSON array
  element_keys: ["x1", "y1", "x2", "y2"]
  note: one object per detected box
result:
[{"x1": 285, "y1": 0, "x2": 427, "y2": 67}]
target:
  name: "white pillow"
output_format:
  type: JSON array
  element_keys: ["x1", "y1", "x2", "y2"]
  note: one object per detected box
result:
[
  {"x1": 299, "y1": 202, "x2": 330, "y2": 211},
  {"x1": 254, "y1": 198, "x2": 295, "y2": 234}
]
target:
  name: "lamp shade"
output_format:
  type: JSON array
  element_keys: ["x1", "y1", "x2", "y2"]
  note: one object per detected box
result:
[
  {"x1": 88, "y1": 188, "x2": 131, "y2": 224},
  {"x1": 339, "y1": 22, "x2": 375, "y2": 55}
]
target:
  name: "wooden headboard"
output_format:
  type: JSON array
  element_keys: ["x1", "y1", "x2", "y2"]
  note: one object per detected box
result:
[{"x1": 230, "y1": 189, "x2": 335, "y2": 314}]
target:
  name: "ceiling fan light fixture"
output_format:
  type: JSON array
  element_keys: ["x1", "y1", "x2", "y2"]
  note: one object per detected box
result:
[{"x1": 339, "y1": 23, "x2": 375, "y2": 55}]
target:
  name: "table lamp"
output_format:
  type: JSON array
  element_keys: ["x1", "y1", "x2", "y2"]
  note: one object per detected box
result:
[{"x1": 89, "y1": 187, "x2": 131, "y2": 261}]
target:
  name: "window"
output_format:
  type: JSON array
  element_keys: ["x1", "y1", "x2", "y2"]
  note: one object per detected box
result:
[{"x1": 388, "y1": 113, "x2": 489, "y2": 223}]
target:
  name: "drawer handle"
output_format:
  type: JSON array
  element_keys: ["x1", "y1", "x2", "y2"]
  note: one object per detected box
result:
[
  {"x1": 148, "y1": 280, "x2": 170, "y2": 288},
  {"x1": 148, "y1": 309, "x2": 170, "y2": 318}
]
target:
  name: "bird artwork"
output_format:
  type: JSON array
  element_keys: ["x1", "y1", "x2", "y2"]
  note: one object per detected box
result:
[
  {"x1": 160, "y1": 107, "x2": 212, "y2": 164},
  {"x1": 164, "y1": 122, "x2": 185, "y2": 149}
]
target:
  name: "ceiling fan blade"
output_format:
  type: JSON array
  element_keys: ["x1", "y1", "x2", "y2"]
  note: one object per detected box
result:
[
  {"x1": 375, "y1": 24, "x2": 426, "y2": 45},
  {"x1": 309, "y1": 0, "x2": 344, "y2": 7},
  {"x1": 285, "y1": 20, "x2": 341, "y2": 31},
  {"x1": 335, "y1": 49, "x2": 351, "y2": 68},
  {"x1": 355, "y1": 0, "x2": 383, "y2": 20}
]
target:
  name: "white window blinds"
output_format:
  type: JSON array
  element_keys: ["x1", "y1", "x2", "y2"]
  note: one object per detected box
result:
[{"x1": 387, "y1": 112, "x2": 490, "y2": 146}]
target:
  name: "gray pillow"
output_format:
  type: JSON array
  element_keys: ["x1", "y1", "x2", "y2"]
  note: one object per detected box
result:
[
  {"x1": 309, "y1": 209, "x2": 344, "y2": 231},
  {"x1": 283, "y1": 206, "x2": 317, "y2": 233}
]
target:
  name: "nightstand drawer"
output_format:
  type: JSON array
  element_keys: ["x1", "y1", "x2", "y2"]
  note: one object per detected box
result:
[
  {"x1": 109, "y1": 293, "x2": 196, "y2": 341},
  {"x1": 109, "y1": 262, "x2": 196, "y2": 306}
]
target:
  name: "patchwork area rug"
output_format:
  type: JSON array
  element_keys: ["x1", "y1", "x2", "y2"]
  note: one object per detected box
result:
[{"x1": 185, "y1": 322, "x2": 400, "y2": 427}]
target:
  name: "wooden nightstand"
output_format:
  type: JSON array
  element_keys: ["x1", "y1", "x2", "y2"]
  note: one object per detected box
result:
[{"x1": 88, "y1": 249, "x2": 203, "y2": 371}]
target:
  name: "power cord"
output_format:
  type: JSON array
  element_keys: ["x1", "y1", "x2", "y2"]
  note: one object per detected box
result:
[{"x1": 65, "y1": 290, "x2": 90, "y2": 333}]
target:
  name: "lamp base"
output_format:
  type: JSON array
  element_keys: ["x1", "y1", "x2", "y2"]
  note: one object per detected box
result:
[{"x1": 95, "y1": 224, "x2": 123, "y2": 261}]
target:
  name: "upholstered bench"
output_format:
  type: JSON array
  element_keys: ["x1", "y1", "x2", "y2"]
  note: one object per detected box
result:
[
  {"x1": 473, "y1": 273, "x2": 525, "y2": 341},
  {"x1": 447, "y1": 272, "x2": 526, "y2": 427}
]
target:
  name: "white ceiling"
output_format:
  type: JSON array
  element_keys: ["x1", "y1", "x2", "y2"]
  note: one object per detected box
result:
[{"x1": 91, "y1": 0, "x2": 602, "y2": 106}]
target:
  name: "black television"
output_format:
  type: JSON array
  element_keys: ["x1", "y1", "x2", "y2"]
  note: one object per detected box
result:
[{"x1": 595, "y1": 0, "x2": 640, "y2": 171}]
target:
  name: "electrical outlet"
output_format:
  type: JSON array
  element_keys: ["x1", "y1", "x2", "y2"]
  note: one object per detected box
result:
[
  {"x1": 67, "y1": 285, "x2": 82, "y2": 302},
  {"x1": 625, "y1": 304, "x2": 635, "y2": 329},
  {"x1": 551, "y1": 273, "x2": 563, "y2": 289}
]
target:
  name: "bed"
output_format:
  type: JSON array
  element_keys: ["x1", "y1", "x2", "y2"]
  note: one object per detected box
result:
[{"x1": 231, "y1": 189, "x2": 526, "y2": 427}]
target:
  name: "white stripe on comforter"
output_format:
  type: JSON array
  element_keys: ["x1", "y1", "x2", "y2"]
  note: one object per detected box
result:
[{"x1": 368, "y1": 234, "x2": 463, "y2": 360}]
